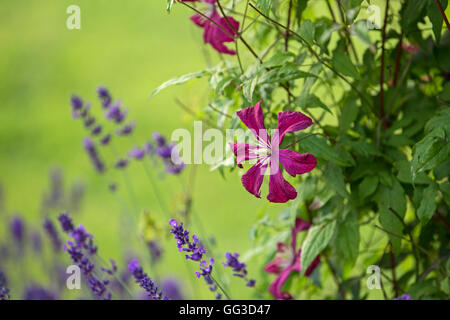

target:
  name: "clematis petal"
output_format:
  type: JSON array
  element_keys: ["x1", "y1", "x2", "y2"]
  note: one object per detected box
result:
[
  {"x1": 241, "y1": 158, "x2": 269, "y2": 198},
  {"x1": 264, "y1": 257, "x2": 285, "y2": 274},
  {"x1": 236, "y1": 101, "x2": 269, "y2": 145},
  {"x1": 264, "y1": 243, "x2": 290, "y2": 274},
  {"x1": 279, "y1": 149, "x2": 316, "y2": 177},
  {"x1": 202, "y1": 11, "x2": 238, "y2": 55},
  {"x1": 190, "y1": 14, "x2": 207, "y2": 28},
  {"x1": 267, "y1": 158, "x2": 297, "y2": 203},
  {"x1": 268, "y1": 265, "x2": 296, "y2": 300},
  {"x1": 229, "y1": 142, "x2": 260, "y2": 168},
  {"x1": 276, "y1": 110, "x2": 313, "y2": 144},
  {"x1": 294, "y1": 218, "x2": 311, "y2": 233}
]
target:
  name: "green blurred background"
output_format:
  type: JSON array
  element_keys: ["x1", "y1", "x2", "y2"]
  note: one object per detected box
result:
[{"x1": 0, "y1": 0, "x2": 282, "y2": 299}]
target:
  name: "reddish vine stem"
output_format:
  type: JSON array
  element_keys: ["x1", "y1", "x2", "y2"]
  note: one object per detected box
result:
[
  {"x1": 379, "y1": 0, "x2": 390, "y2": 128},
  {"x1": 389, "y1": 245, "x2": 400, "y2": 297},
  {"x1": 434, "y1": 210, "x2": 450, "y2": 231},
  {"x1": 393, "y1": 34, "x2": 403, "y2": 86},
  {"x1": 435, "y1": 0, "x2": 450, "y2": 30},
  {"x1": 285, "y1": 0, "x2": 293, "y2": 52}
]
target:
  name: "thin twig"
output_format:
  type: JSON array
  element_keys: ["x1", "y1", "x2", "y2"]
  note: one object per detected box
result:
[
  {"x1": 435, "y1": 0, "x2": 450, "y2": 30},
  {"x1": 379, "y1": 0, "x2": 390, "y2": 127}
]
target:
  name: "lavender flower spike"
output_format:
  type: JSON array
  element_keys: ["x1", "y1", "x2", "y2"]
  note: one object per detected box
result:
[
  {"x1": 128, "y1": 259, "x2": 168, "y2": 300},
  {"x1": 0, "y1": 271, "x2": 10, "y2": 300},
  {"x1": 43, "y1": 218, "x2": 62, "y2": 252},
  {"x1": 169, "y1": 219, "x2": 221, "y2": 299},
  {"x1": 83, "y1": 138, "x2": 105, "y2": 173},
  {"x1": 223, "y1": 252, "x2": 255, "y2": 287}
]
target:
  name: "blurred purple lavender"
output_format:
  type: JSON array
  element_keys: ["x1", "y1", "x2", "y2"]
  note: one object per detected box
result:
[
  {"x1": 128, "y1": 259, "x2": 167, "y2": 300},
  {"x1": 147, "y1": 240, "x2": 162, "y2": 265},
  {"x1": 43, "y1": 218, "x2": 62, "y2": 252},
  {"x1": 83, "y1": 138, "x2": 105, "y2": 173},
  {"x1": 31, "y1": 231, "x2": 42, "y2": 253},
  {"x1": 69, "y1": 181, "x2": 85, "y2": 213},
  {"x1": 162, "y1": 278, "x2": 184, "y2": 300},
  {"x1": 223, "y1": 252, "x2": 255, "y2": 287},
  {"x1": 393, "y1": 294, "x2": 412, "y2": 300},
  {"x1": 23, "y1": 285, "x2": 57, "y2": 300},
  {"x1": 0, "y1": 271, "x2": 10, "y2": 300},
  {"x1": 152, "y1": 133, "x2": 185, "y2": 175},
  {"x1": 10, "y1": 216, "x2": 25, "y2": 250}
]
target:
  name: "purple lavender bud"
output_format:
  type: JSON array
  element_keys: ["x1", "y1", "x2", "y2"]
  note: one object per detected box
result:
[
  {"x1": 143, "y1": 143, "x2": 153, "y2": 154},
  {"x1": 91, "y1": 125, "x2": 102, "y2": 136},
  {"x1": 0, "y1": 272, "x2": 10, "y2": 300},
  {"x1": 115, "y1": 121, "x2": 135, "y2": 136},
  {"x1": 100, "y1": 134, "x2": 111, "y2": 146},
  {"x1": 58, "y1": 212, "x2": 74, "y2": 233},
  {"x1": 156, "y1": 145, "x2": 173, "y2": 159},
  {"x1": 84, "y1": 117, "x2": 95, "y2": 128},
  {"x1": 128, "y1": 147, "x2": 145, "y2": 160},
  {"x1": 153, "y1": 132, "x2": 166, "y2": 147},
  {"x1": 43, "y1": 218, "x2": 61, "y2": 252},
  {"x1": 128, "y1": 259, "x2": 168, "y2": 300},
  {"x1": 105, "y1": 105, "x2": 121, "y2": 121},
  {"x1": 10, "y1": 216, "x2": 25, "y2": 245},
  {"x1": 115, "y1": 159, "x2": 128, "y2": 169},
  {"x1": 83, "y1": 138, "x2": 94, "y2": 150},
  {"x1": 71, "y1": 95, "x2": 83, "y2": 110},
  {"x1": 97, "y1": 85, "x2": 112, "y2": 108}
]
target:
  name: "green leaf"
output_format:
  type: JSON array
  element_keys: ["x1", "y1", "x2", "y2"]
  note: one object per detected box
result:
[
  {"x1": 336, "y1": 211, "x2": 359, "y2": 266},
  {"x1": 339, "y1": 98, "x2": 358, "y2": 133},
  {"x1": 324, "y1": 163, "x2": 349, "y2": 198},
  {"x1": 440, "y1": 181, "x2": 450, "y2": 206},
  {"x1": 411, "y1": 135, "x2": 450, "y2": 182},
  {"x1": 259, "y1": 63, "x2": 318, "y2": 84},
  {"x1": 301, "y1": 219, "x2": 337, "y2": 273},
  {"x1": 396, "y1": 160, "x2": 431, "y2": 184},
  {"x1": 375, "y1": 181, "x2": 406, "y2": 254},
  {"x1": 358, "y1": 175, "x2": 379, "y2": 199},
  {"x1": 296, "y1": 94, "x2": 332, "y2": 114},
  {"x1": 332, "y1": 52, "x2": 359, "y2": 78},
  {"x1": 427, "y1": 0, "x2": 448, "y2": 44},
  {"x1": 149, "y1": 70, "x2": 210, "y2": 99},
  {"x1": 300, "y1": 135, "x2": 354, "y2": 167},
  {"x1": 262, "y1": 52, "x2": 295, "y2": 68},
  {"x1": 296, "y1": 0, "x2": 310, "y2": 22},
  {"x1": 299, "y1": 20, "x2": 315, "y2": 45},
  {"x1": 256, "y1": 0, "x2": 273, "y2": 15},
  {"x1": 417, "y1": 182, "x2": 438, "y2": 224},
  {"x1": 243, "y1": 76, "x2": 259, "y2": 102}
]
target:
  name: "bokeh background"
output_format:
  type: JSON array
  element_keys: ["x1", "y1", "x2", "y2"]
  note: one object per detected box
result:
[{"x1": 0, "y1": 0, "x2": 281, "y2": 299}]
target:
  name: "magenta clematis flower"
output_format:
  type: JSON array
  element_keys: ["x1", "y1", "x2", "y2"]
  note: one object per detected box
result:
[
  {"x1": 230, "y1": 102, "x2": 316, "y2": 203},
  {"x1": 183, "y1": 0, "x2": 239, "y2": 55},
  {"x1": 264, "y1": 218, "x2": 320, "y2": 300}
]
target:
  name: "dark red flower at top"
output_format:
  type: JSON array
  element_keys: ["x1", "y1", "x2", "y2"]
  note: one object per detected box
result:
[{"x1": 182, "y1": 0, "x2": 239, "y2": 55}]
